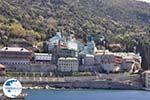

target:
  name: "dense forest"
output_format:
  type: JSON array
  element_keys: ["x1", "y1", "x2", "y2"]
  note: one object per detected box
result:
[{"x1": 0, "y1": 0, "x2": 150, "y2": 68}]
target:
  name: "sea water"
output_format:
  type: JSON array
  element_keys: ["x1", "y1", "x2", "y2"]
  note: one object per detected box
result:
[{"x1": 25, "y1": 89, "x2": 150, "y2": 100}]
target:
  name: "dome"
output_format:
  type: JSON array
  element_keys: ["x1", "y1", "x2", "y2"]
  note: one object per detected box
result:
[{"x1": 49, "y1": 32, "x2": 67, "y2": 47}]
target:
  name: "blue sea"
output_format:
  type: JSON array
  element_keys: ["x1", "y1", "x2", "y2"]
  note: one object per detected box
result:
[{"x1": 25, "y1": 89, "x2": 150, "y2": 100}]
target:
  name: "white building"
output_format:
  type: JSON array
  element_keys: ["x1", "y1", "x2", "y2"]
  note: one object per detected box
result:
[
  {"x1": 67, "y1": 34, "x2": 78, "y2": 51},
  {"x1": 34, "y1": 53, "x2": 52, "y2": 63},
  {"x1": 67, "y1": 41, "x2": 78, "y2": 51},
  {"x1": 94, "y1": 51, "x2": 142, "y2": 73},
  {"x1": 142, "y1": 70, "x2": 150, "y2": 88},
  {"x1": 82, "y1": 54, "x2": 95, "y2": 66},
  {"x1": 58, "y1": 57, "x2": 79, "y2": 72},
  {"x1": 115, "y1": 53, "x2": 142, "y2": 72},
  {"x1": 94, "y1": 52, "x2": 120, "y2": 73}
]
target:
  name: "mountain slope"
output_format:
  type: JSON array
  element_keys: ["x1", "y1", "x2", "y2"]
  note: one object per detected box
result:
[
  {"x1": 0, "y1": 0, "x2": 150, "y2": 35},
  {"x1": 0, "y1": 0, "x2": 150, "y2": 68}
]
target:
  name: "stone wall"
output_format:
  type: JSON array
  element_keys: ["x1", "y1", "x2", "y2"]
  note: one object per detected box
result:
[
  {"x1": 0, "y1": 76, "x2": 97, "y2": 83},
  {"x1": 0, "y1": 75, "x2": 142, "y2": 89},
  {"x1": 39, "y1": 81, "x2": 142, "y2": 90},
  {"x1": 4, "y1": 63, "x2": 57, "y2": 72}
]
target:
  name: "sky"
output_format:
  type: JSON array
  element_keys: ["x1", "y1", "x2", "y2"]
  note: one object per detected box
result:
[{"x1": 137, "y1": 0, "x2": 150, "y2": 3}]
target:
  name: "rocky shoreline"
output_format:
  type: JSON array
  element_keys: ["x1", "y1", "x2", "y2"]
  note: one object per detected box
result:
[
  {"x1": 0, "y1": 74, "x2": 144, "y2": 90},
  {"x1": 23, "y1": 80, "x2": 143, "y2": 90}
]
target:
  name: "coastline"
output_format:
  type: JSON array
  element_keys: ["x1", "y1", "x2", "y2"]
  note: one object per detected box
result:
[
  {"x1": 0, "y1": 74, "x2": 144, "y2": 91},
  {"x1": 19, "y1": 80, "x2": 144, "y2": 91}
]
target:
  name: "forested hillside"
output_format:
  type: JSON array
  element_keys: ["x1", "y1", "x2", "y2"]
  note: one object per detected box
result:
[{"x1": 0, "y1": 0, "x2": 150, "y2": 68}]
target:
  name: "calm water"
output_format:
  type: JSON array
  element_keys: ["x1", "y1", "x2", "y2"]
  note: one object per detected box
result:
[{"x1": 25, "y1": 89, "x2": 150, "y2": 100}]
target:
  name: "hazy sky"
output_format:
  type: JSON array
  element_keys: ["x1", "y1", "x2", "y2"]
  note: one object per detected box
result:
[{"x1": 137, "y1": 0, "x2": 150, "y2": 3}]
